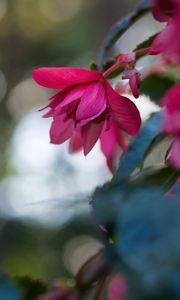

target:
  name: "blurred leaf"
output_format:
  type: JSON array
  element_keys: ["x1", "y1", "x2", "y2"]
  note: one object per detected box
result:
[
  {"x1": 116, "y1": 187, "x2": 180, "y2": 299},
  {"x1": 16, "y1": 276, "x2": 47, "y2": 300},
  {"x1": 134, "y1": 33, "x2": 158, "y2": 52},
  {"x1": 131, "y1": 165, "x2": 180, "y2": 192},
  {"x1": 142, "y1": 133, "x2": 166, "y2": 165},
  {"x1": 91, "y1": 180, "x2": 127, "y2": 230},
  {"x1": 0, "y1": 274, "x2": 22, "y2": 300},
  {"x1": 116, "y1": 112, "x2": 163, "y2": 178},
  {"x1": 137, "y1": 0, "x2": 151, "y2": 10},
  {"x1": 89, "y1": 63, "x2": 98, "y2": 71},
  {"x1": 140, "y1": 75, "x2": 175, "y2": 103}
]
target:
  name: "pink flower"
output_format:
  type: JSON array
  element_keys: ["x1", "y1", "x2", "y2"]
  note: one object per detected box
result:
[
  {"x1": 151, "y1": 0, "x2": 180, "y2": 22},
  {"x1": 162, "y1": 83, "x2": 180, "y2": 168},
  {"x1": 108, "y1": 274, "x2": 127, "y2": 300},
  {"x1": 32, "y1": 67, "x2": 141, "y2": 171},
  {"x1": 150, "y1": 0, "x2": 180, "y2": 63}
]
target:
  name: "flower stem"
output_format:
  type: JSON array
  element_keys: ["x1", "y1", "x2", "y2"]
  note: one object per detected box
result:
[
  {"x1": 93, "y1": 273, "x2": 109, "y2": 300},
  {"x1": 97, "y1": 1, "x2": 150, "y2": 71},
  {"x1": 103, "y1": 61, "x2": 123, "y2": 78}
]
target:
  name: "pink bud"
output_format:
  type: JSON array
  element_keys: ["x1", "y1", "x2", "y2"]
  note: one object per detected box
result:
[
  {"x1": 129, "y1": 72, "x2": 141, "y2": 99},
  {"x1": 108, "y1": 274, "x2": 128, "y2": 300}
]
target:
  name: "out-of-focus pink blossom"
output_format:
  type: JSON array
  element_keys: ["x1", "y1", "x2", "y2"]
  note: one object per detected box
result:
[
  {"x1": 162, "y1": 83, "x2": 180, "y2": 168},
  {"x1": 150, "y1": 0, "x2": 180, "y2": 63},
  {"x1": 108, "y1": 274, "x2": 127, "y2": 300},
  {"x1": 150, "y1": 16, "x2": 180, "y2": 62},
  {"x1": 32, "y1": 67, "x2": 141, "y2": 171},
  {"x1": 151, "y1": 0, "x2": 180, "y2": 22}
]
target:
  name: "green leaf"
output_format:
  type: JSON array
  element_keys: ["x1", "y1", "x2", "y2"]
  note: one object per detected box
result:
[
  {"x1": 116, "y1": 186, "x2": 180, "y2": 299},
  {"x1": 89, "y1": 62, "x2": 98, "y2": 71},
  {"x1": 142, "y1": 133, "x2": 166, "y2": 165},
  {"x1": 0, "y1": 275, "x2": 22, "y2": 300},
  {"x1": 134, "y1": 33, "x2": 158, "y2": 52},
  {"x1": 140, "y1": 74, "x2": 175, "y2": 103},
  {"x1": 115, "y1": 112, "x2": 163, "y2": 178},
  {"x1": 91, "y1": 180, "x2": 127, "y2": 228},
  {"x1": 16, "y1": 276, "x2": 47, "y2": 300},
  {"x1": 131, "y1": 165, "x2": 180, "y2": 192}
]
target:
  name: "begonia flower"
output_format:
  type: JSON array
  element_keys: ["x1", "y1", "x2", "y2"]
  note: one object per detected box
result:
[
  {"x1": 162, "y1": 83, "x2": 180, "y2": 168},
  {"x1": 150, "y1": 0, "x2": 180, "y2": 63},
  {"x1": 32, "y1": 67, "x2": 141, "y2": 171}
]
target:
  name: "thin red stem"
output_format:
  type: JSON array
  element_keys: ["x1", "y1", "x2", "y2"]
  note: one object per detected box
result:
[
  {"x1": 93, "y1": 273, "x2": 109, "y2": 300},
  {"x1": 103, "y1": 61, "x2": 123, "y2": 78}
]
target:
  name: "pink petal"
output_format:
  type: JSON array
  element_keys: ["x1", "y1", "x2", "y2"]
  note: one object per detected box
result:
[
  {"x1": 149, "y1": 26, "x2": 170, "y2": 55},
  {"x1": 76, "y1": 82, "x2": 107, "y2": 122},
  {"x1": 169, "y1": 137, "x2": 180, "y2": 168},
  {"x1": 50, "y1": 115, "x2": 74, "y2": 144},
  {"x1": 100, "y1": 122, "x2": 128, "y2": 171},
  {"x1": 100, "y1": 125, "x2": 117, "y2": 171},
  {"x1": 81, "y1": 121, "x2": 104, "y2": 155},
  {"x1": 115, "y1": 126, "x2": 128, "y2": 151},
  {"x1": 152, "y1": 0, "x2": 177, "y2": 22},
  {"x1": 163, "y1": 112, "x2": 180, "y2": 135},
  {"x1": 108, "y1": 274, "x2": 127, "y2": 300},
  {"x1": 69, "y1": 131, "x2": 83, "y2": 153},
  {"x1": 56, "y1": 84, "x2": 87, "y2": 109},
  {"x1": 106, "y1": 82, "x2": 141, "y2": 136},
  {"x1": 40, "y1": 88, "x2": 71, "y2": 117},
  {"x1": 162, "y1": 83, "x2": 180, "y2": 112},
  {"x1": 32, "y1": 68, "x2": 102, "y2": 89}
]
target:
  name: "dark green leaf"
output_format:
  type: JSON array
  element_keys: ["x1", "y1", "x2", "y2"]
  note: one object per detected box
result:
[
  {"x1": 89, "y1": 63, "x2": 98, "y2": 71},
  {"x1": 140, "y1": 74, "x2": 175, "y2": 103},
  {"x1": 131, "y1": 165, "x2": 180, "y2": 192},
  {"x1": 116, "y1": 186, "x2": 180, "y2": 299},
  {"x1": 91, "y1": 180, "x2": 127, "y2": 228},
  {"x1": 16, "y1": 276, "x2": 47, "y2": 300},
  {"x1": 134, "y1": 33, "x2": 158, "y2": 52},
  {"x1": 116, "y1": 112, "x2": 163, "y2": 178},
  {"x1": 142, "y1": 133, "x2": 166, "y2": 165}
]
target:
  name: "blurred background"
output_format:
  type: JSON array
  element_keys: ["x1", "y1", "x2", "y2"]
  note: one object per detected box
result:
[{"x1": 0, "y1": 0, "x2": 161, "y2": 285}]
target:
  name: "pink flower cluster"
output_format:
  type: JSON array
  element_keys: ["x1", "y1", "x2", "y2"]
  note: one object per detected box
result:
[
  {"x1": 150, "y1": 0, "x2": 180, "y2": 169},
  {"x1": 150, "y1": 0, "x2": 180, "y2": 63},
  {"x1": 162, "y1": 84, "x2": 180, "y2": 168},
  {"x1": 33, "y1": 68, "x2": 141, "y2": 171}
]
